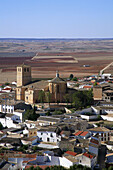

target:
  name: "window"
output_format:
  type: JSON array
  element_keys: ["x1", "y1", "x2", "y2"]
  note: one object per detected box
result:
[
  {"x1": 40, "y1": 137, "x2": 42, "y2": 141},
  {"x1": 50, "y1": 133, "x2": 53, "y2": 137},
  {"x1": 18, "y1": 68, "x2": 21, "y2": 72},
  {"x1": 27, "y1": 68, "x2": 29, "y2": 72},
  {"x1": 26, "y1": 96, "x2": 28, "y2": 100},
  {"x1": 47, "y1": 138, "x2": 50, "y2": 142},
  {"x1": 41, "y1": 133, "x2": 43, "y2": 135},
  {"x1": 11, "y1": 109, "x2": 13, "y2": 113},
  {"x1": 24, "y1": 68, "x2": 26, "y2": 72}
]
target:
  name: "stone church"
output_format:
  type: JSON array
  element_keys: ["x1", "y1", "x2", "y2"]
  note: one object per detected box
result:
[{"x1": 16, "y1": 64, "x2": 67, "y2": 104}]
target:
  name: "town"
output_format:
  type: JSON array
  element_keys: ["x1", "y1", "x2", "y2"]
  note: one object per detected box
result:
[{"x1": 0, "y1": 62, "x2": 113, "y2": 170}]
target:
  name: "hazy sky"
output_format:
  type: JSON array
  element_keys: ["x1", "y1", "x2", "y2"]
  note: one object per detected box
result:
[{"x1": 0, "y1": 0, "x2": 113, "y2": 38}]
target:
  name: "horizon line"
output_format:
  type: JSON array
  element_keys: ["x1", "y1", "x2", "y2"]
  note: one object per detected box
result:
[{"x1": 0, "y1": 37, "x2": 113, "y2": 40}]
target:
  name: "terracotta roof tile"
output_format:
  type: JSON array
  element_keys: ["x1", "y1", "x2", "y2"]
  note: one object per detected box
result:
[
  {"x1": 65, "y1": 151, "x2": 77, "y2": 156},
  {"x1": 83, "y1": 153, "x2": 94, "y2": 159},
  {"x1": 80, "y1": 131, "x2": 89, "y2": 136},
  {"x1": 90, "y1": 138, "x2": 99, "y2": 145},
  {"x1": 83, "y1": 86, "x2": 92, "y2": 88},
  {"x1": 74, "y1": 131, "x2": 83, "y2": 136}
]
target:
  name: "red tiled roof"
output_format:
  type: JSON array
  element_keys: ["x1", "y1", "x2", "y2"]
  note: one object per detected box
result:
[
  {"x1": 80, "y1": 131, "x2": 89, "y2": 136},
  {"x1": 90, "y1": 138, "x2": 99, "y2": 145},
  {"x1": 28, "y1": 158, "x2": 36, "y2": 162},
  {"x1": 83, "y1": 86, "x2": 92, "y2": 88},
  {"x1": 2, "y1": 88, "x2": 11, "y2": 90},
  {"x1": 65, "y1": 151, "x2": 77, "y2": 156},
  {"x1": 83, "y1": 153, "x2": 94, "y2": 159},
  {"x1": 26, "y1": 154, "x2": 37, "y2": 158},
  {"x1": 74, "y1": 131, "x2": 83, "y2": 136},
  {"x1": 23, "y1": 160, "x2": 28, "y2": 163}
]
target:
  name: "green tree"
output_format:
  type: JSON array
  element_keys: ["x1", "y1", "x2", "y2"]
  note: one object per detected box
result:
[
  {"x1": 5, "y1": 82, "x2": 10, "y2": 85},
  {"x1": 72, "y1": 90, "x2": 93, "y2": 110},
  {"x1": 72, "y1": 92, "x2": 82, "y2": 110},
  {"x1": 64, "y1": 94, "x2": 70, "y2": 104},
  {"x1": 94, "y1": 82, "x2": 97, "y2": 86},
  {"x1": 73, "y1": 77, "x2": 78, "y2": 81},
  {"x1": 24, "y1": 106, "x2": 40, "y2": 121},
  {"x1": 46, "y1": 111, "x2": 51, "y2": 116},
  {"x1": 53, "y1": 110, "x2": 63, "y2": 115},
  {"x1": 45, "y1": 167, "x2": 51, "y2": 170},
  {"x1": 38, "y1": 90, "x2": 45, "y2": 103},
  {"x1": 45, "y1": 91, "x2": 51, "y2": 106},
  {"x1": 108, "y1": 166, "x2": 113, "y2": 170},
  {"x1": 69, "y1": 74, "x2": 74, "y2": 80},
  {"x1": 74, "y1": 83, "x2": 79, "y2": 87}
]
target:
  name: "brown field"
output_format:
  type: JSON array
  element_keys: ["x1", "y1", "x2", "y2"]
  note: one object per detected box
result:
[
  {"x1": 0, "y1": 52, "x2": 113, "y2": 83},
  {"x1": 0, "y1": 39, "x2": 113, "y2": 83}
]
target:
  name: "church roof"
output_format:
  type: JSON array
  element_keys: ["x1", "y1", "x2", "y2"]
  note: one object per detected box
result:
[
  {"x1": 17, "y1": 63, "x2": 30, "y2": 68},
  {"x1": 50, "y1": 71, "x2": 65, "y2": 83},
  {"x1": 50, "y1": 76, "x2": 65, "y2": 83},
  {"x1": 23, "y1": 80, "x2": 48, "y2": 90}
]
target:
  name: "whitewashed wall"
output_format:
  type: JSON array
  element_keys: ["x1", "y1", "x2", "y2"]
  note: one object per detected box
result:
[{"x1": 37, "y1": 131, "x2": 61, "y2": 143}]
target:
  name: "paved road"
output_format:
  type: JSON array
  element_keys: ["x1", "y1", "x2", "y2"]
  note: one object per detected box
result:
[{"x1": 98, "y1": 144, "x2": 107, "y2": 170}]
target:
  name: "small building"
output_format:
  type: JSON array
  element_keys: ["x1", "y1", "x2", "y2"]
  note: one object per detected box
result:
[
  {"x1": 21, "y1": 136, "x2": 38, "y2": 145},
  {"x1": 89, "y1": 127, "x2": 111, "y2": 142},
  {"x1": 74, "y1": 131, "x2": 91, "y2": 139},
  {"x1": 75, "y1": 152, "x2": 96, "y2": 169},
  {"x1": 37, "y1": 130, "x2": 61, "y2": 143},
  {"x1": 89, "y1": 134, "x2": 100, "y2": 156}
]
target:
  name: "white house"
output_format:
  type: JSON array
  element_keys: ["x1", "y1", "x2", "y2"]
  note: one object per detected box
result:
[
  {"x1": 13, "y1": 109, "x2": 25, "y2": 122},
  {"x1": 0, "y1": 104, "x2": 14, "y2": 114},
  {"x1": 0, "y1": 114, "x2": 21, "y2": 128},
  {"x1": 0, "y1": 102, "x2": 25, "y2": 122},
  {"x1": 91, "y1": 105, "x2": 113, "y2": 115},
  {"x1": 21, "y1": 136, "x2": 38, "y2": 145},
  {"x1": 37, "y1": 130, "x2": 61, "y2": 143},
  {"x1": 89, "y1": 127, "x2": 111, "y2": 142},
  {"x1": 101, "y1": 74, "x2": 111, "y2": 79},
  {"x1": 75, "y1": 152, "x2": 97, "y2": 169}
]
